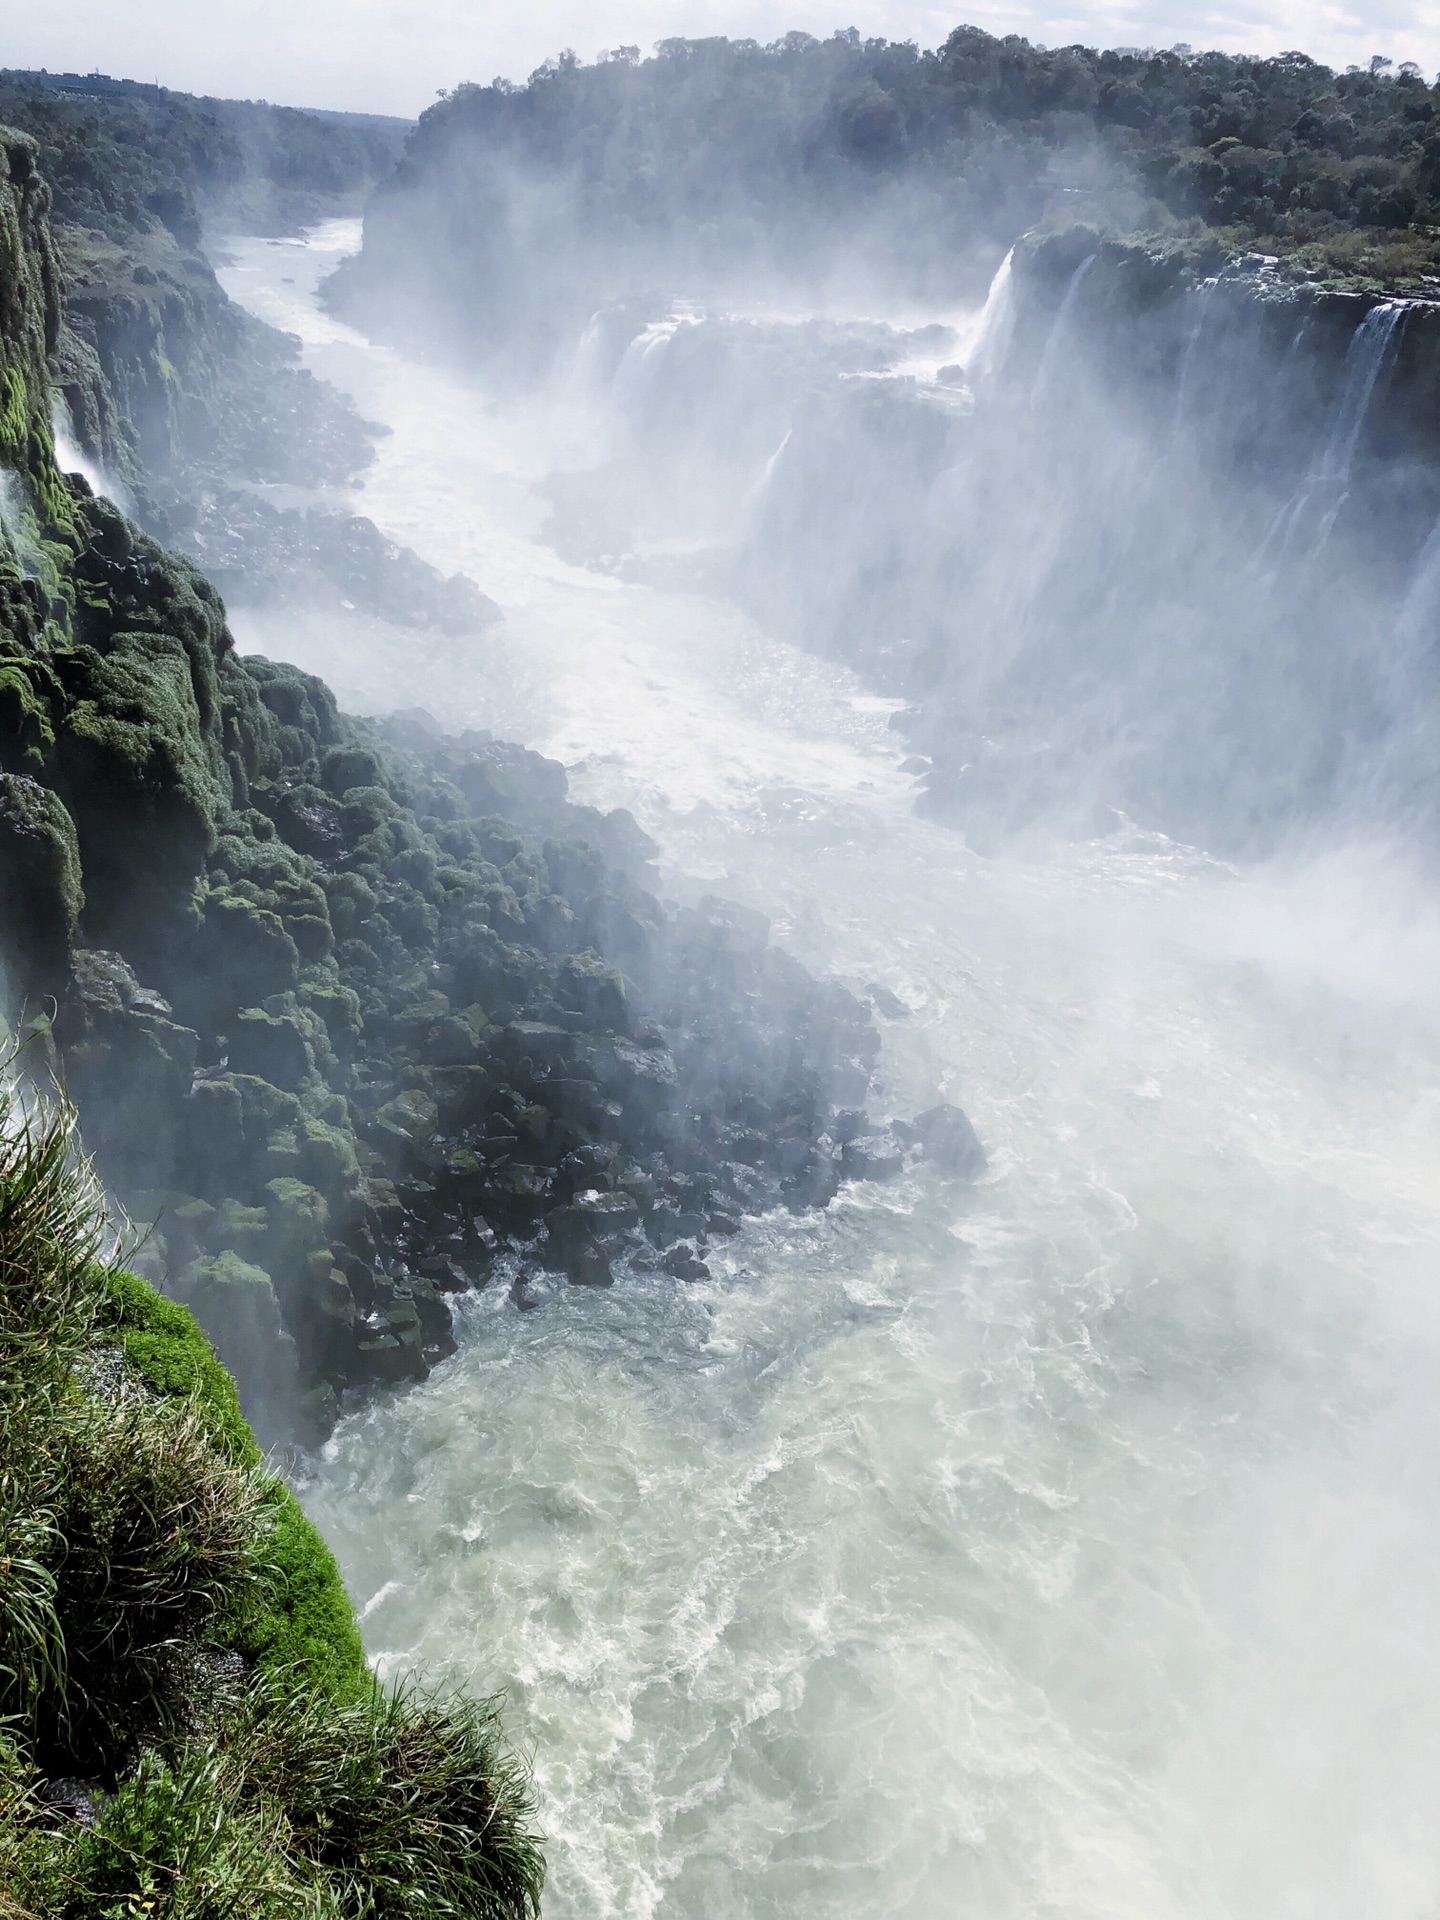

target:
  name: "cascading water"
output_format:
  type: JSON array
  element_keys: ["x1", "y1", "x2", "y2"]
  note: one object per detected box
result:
[
  {"x1": 962, "y1": 247, "x2": 1015, "y2": 383},
  {"x1": 1319, "y1": 300, "x2": 1408, "y2": 483},
  {"x1": 1260, "y1": 300, "x2": 1409, "y2": 564},
  {"x1": 1169, "y1": 281, "x2": 1216, "y2": 443},
  {"x1": 613, "y1": 315, "x2": 700, "y2": 404},
  {"x1": 215, "y1": 223, "x2": 1440, "y2": 1920},
  {"x1": 1030, "y1": 253, "x2": 1097, "y2": 410}
]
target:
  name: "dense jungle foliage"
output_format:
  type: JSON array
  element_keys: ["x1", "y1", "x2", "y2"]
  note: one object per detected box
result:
[
  {"x1": 0, "y1": 70, "x2": 407, "y2": 243},
  {"x1": 388, "y1": 29, "x2": 1440, "y2": 287}
]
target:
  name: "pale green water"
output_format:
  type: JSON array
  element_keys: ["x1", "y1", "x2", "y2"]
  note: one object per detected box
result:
[{"x1": 217, "y1": 225, "x2": 1440, "y2": 1919}]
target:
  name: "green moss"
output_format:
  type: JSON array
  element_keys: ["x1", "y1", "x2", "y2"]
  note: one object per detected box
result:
[
  {"x1": 242, "y1": 1492, "x2": 368, "y2": 1702},
  {"x1": 97, "y1": 1263, "x2": 368, "y2": 1702},
  {"x1": 0, "y1": 364, "x2": 26, "y2": 464},
  {"x1": 0, "y1": 769, "x2": 83, "y2": 983},
  {"x1": 99, "y1": 1264, "x2": 261, "y2": 1466},
  {"x1": 0, "y1": 654, "x2": 59, "y2": 772},
  {"x1": 61, "y1": 630, "x2": 228, "y2": 843}
]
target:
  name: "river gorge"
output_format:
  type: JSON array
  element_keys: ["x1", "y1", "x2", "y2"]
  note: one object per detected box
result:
[{"x1": 206, "y1": 220, "x2": 1440, "y2": 1920}]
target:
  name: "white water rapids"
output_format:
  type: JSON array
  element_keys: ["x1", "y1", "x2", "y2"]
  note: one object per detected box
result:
[{"x1": 216, "y1": 221, "x2": 1440, "y2": 1920}]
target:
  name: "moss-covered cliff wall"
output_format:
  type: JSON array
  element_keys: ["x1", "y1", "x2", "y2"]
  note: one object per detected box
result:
[{"x1": 0, "y1": 118, "x2": 892, "y2": 1451}]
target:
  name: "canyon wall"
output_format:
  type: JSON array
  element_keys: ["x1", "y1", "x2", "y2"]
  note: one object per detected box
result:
[{"x1": 0, "y1": 121, "x2": 889, "y2": 1452}]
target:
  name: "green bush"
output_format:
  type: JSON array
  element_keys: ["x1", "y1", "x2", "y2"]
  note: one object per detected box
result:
[
  {"x1": 0, "y1": 1088, "x2": 104, "y2": 1395},
  {"x1": 4, "y1": 1674, "x2": 545, "y2": 1920},
  {"x1": 98, "y1": 1263, "x2": 368, "y2": 1700},
  {"x1": 0, "y1": 1074, "x2": 543, "y2": 1915},
  {"x1": 228, "y1": 1676, "x2": 544, "y2": 1918}
]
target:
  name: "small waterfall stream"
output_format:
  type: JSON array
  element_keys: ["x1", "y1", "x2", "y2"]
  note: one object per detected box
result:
[
  {"x1": 1260, "y1": 299, "x2": 1409, "y2": 564},
  {"x1": 1030, "y1": 253, "x2": 1098, "y2": 409}
]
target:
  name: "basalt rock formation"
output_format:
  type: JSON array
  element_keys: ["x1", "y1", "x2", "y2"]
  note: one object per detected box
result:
[{"x1": 0, "y1": 120, "x2": 909, "y2": 1450}]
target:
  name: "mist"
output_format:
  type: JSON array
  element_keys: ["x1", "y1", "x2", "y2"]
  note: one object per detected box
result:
[
  {"x1": 6, "y1": 23, "x2": 1440, "y2": 1920},
  {"x1": 175, "y1": 34, "x2": 1440, "y2": 1918}
]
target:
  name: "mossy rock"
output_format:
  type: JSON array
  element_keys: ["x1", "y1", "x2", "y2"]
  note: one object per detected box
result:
[
  {"x1": 55, "y1": 628, "x2": 228, "y2": 932},
  {"x1": 187, "y1": 885, "x2": 302, "y2": 1018},
  {"x1": 229, "y1": 1006, "x2": 314, "y2": 1089},
  {"x1": 97, "y1": 1264, "x2": 368, "y2": 1697},
  {"x1": 0, "y1": 770, "x2": 82, "y2": 984},
  {"x1": 0, "y1": 652, "x2": 60, "y2": 773},
  {"x1": 172, "y1": 1249, "x2": 302, "y2": 1446},
  {"x1": 263, "y1": 1175, "x2": 331, "y2": 1275}
]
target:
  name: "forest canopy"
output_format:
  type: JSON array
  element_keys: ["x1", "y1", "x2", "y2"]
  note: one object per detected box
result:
[{"x1": 400, "y1": 29, "x2": 1440, "y2": 260}]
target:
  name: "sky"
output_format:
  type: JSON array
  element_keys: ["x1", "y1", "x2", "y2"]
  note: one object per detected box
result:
[{"x1": 9, "y1": 0, "x2": 1438, "y2": 118}]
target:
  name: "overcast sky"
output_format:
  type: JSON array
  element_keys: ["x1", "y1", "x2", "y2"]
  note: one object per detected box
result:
[{"x1": 11, "y1": 0, "x2": 1438, "y2": 118}]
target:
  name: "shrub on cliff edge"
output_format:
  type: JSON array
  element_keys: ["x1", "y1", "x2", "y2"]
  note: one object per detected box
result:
[{"x1": 0, "y1": 1069, "x2": 543, "y2": 1919}]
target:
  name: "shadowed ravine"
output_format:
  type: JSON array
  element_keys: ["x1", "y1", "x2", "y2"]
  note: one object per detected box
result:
[{"x1": 219, "y1": 224, "x2": 1440, "y2": 1919}]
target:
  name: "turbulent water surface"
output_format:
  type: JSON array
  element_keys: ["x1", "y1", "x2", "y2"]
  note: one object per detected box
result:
[{"x1": 217, "y1": 223, "x2": 1440, "y2": 1920}]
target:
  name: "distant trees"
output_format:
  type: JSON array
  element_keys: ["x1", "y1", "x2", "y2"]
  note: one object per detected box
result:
[
  {"x1": 0, "y1": 70, "x2": 406, "y2": 245},
  {"x1": 396, "y1": 28, "x2": 1440, "y2": 252}
]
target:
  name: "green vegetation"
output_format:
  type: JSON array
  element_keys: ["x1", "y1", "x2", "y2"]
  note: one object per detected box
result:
[
  {"x1": 339, "y1": 28, "x2": 1440, "y2": 362},
  {"x1": 0, "y1": 1071, "x2": 544, "y2": 1918},
  {"x1": 0, "y1": 69, "x2": 407, "y2": 246}
]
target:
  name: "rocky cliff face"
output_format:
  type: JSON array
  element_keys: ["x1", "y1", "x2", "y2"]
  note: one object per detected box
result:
[{"x1": 1, "y1": 123, "x2": 901, "y2": 1449}]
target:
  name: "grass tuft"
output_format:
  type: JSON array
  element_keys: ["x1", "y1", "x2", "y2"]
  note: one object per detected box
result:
[{"x1": 0, "y1": 1067, "x2": 543, "y2": 1914}]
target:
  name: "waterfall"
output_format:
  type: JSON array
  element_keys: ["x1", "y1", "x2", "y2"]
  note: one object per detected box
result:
[
  {"x1": 1257, "y1": 300, "x2": 1408, "y2": 567},
  {"x1": 611, "y1": 313, "x2": 697, "y2": 404},
  {"x1": 0, "y1": 470, "x2": 20, "y2": 542},
  {"x1": 50, "y1": 402, "x2": 134, "y2": 515},
  {"x1": 1030, "y1": 253, "x2": 1097, "y2": 409},
  {"x1": 739, "y1": 427, "x2": 793, "y2": 521},
  {"x1": 219, "y1": 216, "x2": 1440, "y2": 1920},
  {"x1": 564, "y1": 310, "x2": 610, "y2": 398},
  {"x1": 963, "y1": 247, "x2": 1016, "y2": 386},
  {"x1": 1170, "y1": 281, "x2": 1216, "y2": 443},
  {"x1": 1397, "y1": 513, "x2": 1440, "y2": 657},
  {"x1": 1318, "y1": 300, "x2": 1407, "y2": 485}
]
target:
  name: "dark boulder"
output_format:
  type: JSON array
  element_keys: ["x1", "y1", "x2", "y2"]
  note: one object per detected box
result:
[
  {"x1": 0, "y1": 773, "x2": 83, "y2": 987},
  {"x1": 907, "y1": 1103, "x2": 987, "y2": 1179}
]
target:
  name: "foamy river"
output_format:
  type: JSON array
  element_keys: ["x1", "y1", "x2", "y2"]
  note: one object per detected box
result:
[{"x1": 215, "y1": 221, "x2": 1440, "y2": 1920}]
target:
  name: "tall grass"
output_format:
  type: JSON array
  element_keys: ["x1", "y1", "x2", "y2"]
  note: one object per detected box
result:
[
  {"x1": 0, "y1": 1070, "x2": 106, "y2": 1397},
  {"x1": 0, "y1": 1067, "x2": 544, "y2": 1918}
]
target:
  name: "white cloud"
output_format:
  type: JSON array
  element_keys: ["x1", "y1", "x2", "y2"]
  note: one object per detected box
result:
[{"x1": 8, "y1": 0, "x2": 1437, "y2": 118}]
